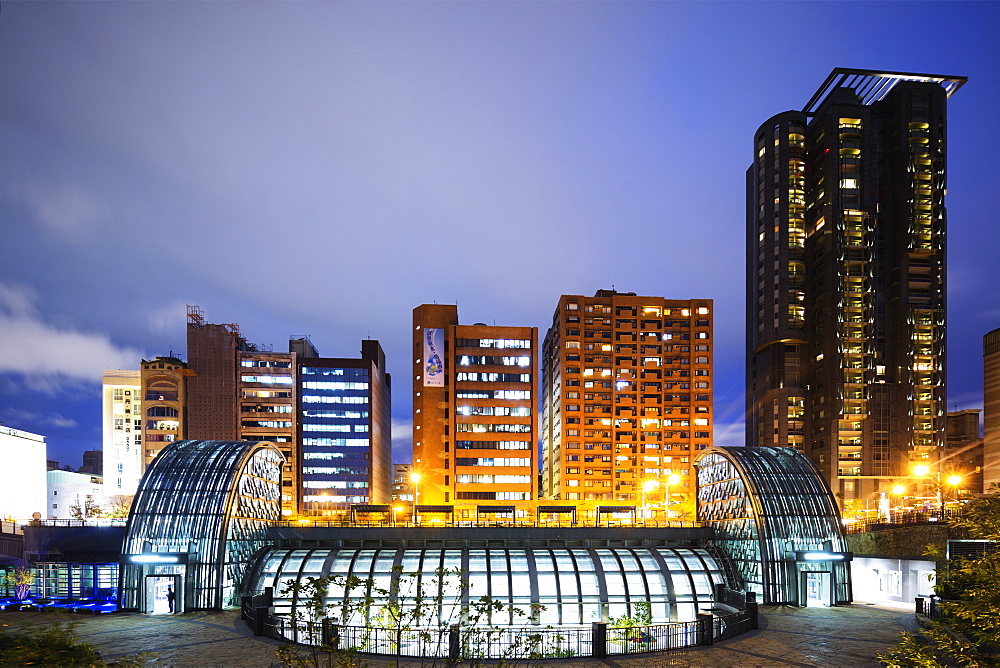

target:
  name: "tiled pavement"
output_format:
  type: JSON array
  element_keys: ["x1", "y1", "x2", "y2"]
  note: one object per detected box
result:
[{"x1": 0, "y1": 601, "x2": 916, "y2": 667}]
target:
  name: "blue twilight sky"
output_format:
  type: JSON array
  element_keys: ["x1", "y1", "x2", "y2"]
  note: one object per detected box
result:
[{"x1": 2, "y1": 2, "x2": 999, "y2": 468}]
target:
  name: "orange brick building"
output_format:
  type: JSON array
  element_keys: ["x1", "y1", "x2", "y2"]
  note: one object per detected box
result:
[{"x1": 541, "y1": 291, "x2": 713, "y2": 518}]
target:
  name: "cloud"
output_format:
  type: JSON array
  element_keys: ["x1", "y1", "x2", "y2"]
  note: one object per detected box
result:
[
  {"x1": 147, "y1": 300, "x2": 189, "y2": 335},
  {"x1": 714, "y1": 421, "x2": 746, "y2": 447},
  {"x1": 0, "y1": 407, "x2": 77, "y2": 430},
  {"x1": 391, "y1": 418, "x2": 412, "y2": 462},
  {"x1": 0, "y1": 282, "x2": 144, "y2": 392},
  {"x1": 9, "y1": 180, "x2": 103, "y2": 237}
]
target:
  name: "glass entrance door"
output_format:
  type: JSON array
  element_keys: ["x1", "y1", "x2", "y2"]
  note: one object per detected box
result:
[
  {"x1": 145, "y1": 575, "x2": 179, "y2": 614},
  {"x1": 803, "y1": 571, "x2": 831, "y2": 607}
]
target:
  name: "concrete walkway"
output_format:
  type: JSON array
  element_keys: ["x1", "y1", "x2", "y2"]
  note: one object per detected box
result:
[{"x1": 0, "y1": 602, "x2": 916, "y2": 667}]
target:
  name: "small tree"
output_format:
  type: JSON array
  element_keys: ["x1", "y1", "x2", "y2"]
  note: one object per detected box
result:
[
  {"x1": 69, "y1": 499, "x2": 103, "y2": 519},
  {"x1": 105, "y1": 495, "x2": 134, "y2": 519},
  {"x1": 5, "y1": 567, "x2": 35, "y2": 601}
]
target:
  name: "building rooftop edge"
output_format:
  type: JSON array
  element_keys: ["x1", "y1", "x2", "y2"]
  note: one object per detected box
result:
[{"x1": 803, "y1": 67, "x2": 967, "y2": 114}]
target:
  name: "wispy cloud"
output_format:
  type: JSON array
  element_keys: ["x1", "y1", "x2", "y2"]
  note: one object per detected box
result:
[
  {"x1": 391, "y1": 418, "x2": 412, "y2": 462},
  {"x1": 9, "y1": 180, "x2": 103, "y2": 237},
  {"x1": 146, "y1": 300, "x2": 189, "y2": 335},
  {"x1": 0, "y1": 407, "x2": 77, "y2": 430},
  {"x1": 0, "y1": 282, "x2": 144, "y2": 392}
]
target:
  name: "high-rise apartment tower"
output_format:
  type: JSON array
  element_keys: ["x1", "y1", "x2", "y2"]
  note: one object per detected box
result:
[
  {"x1": 412, "y1": 304, "x2": 538, "y2": 510},
  {"x1": 746, "y1": 69, "x2": 966, "y2": 503},
  {"x1": 542, "y1": 291, "x2": 713, "y2": 514}
]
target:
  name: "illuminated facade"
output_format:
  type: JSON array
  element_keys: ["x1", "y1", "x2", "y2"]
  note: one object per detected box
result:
[
  {"x1": 412, "y1": 305, "x2": 538, "y2": 508},
  {"x1": 140, "y1": 357, "x2": 190, "y2": 468},
  {"x1": 541, "y1": 291, "x2": 713, "y2": 511},
  {"x1": 695, "y1": 445, "x2": 851, "y2": 606},
  {"x1": 746, "y1": 69, "x2": 966, "y2": 503},
  {"x1": 101, "y1": 369, "x2": 143, "y2": 495},
  {"x1": 298, "y1": 340, "x2": 392, "y2": 514},
  {"x1": 120, "y1": 439, "x2": 283, "y2": 612}
]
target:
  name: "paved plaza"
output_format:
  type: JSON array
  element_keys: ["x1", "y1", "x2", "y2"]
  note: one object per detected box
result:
[{"x1": 0, "y1": 601, "x2": 916, "y2": 667}]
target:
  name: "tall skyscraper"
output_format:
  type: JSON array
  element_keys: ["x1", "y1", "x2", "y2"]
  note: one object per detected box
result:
[
  {"x1": 984, "y1": 328, "x2": 1000, "y2": 492},
  {"x1": 746, "y1": 69, "x2": 966, "y2": 503},
  {"x1": 541, "y1": 291, "x2": 713, "y2": 514},
  {"x1": 412, "y1": 304, "x2": 538, "y2": 510}
]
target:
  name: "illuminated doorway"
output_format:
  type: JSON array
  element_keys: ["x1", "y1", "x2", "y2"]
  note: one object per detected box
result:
[
  {"x1": 802, "y1": 571, "x2": 831, "y2": 607},
  {"x1": 145, "y1": 575, "x2": 179, "y2": 614}
]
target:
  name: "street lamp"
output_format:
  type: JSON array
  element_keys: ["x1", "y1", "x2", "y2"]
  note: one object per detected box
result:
[
  {"x1": 890, "y1": 485, "x2": 905, "y2": 522},
  {"x1": 912, "y1": 466, "x2": 961, "y2": 515},
  {"x1": 665, "y1": 474, "x2": 680, "y2": 519},
  {"x1": 641, "y1": 480, "x2": 659, "y2": 522},
  {"x1": 410, "y1": 472, "x2": 421, "y2": 524}
]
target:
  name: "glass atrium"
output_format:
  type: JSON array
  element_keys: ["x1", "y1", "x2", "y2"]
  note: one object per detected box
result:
[
  {"x1": 120, "y1": 440, "x2": 284, "y2": 611},
  {"x1": 695, "y1": 446, "x2": 852, "y2": 605},
  {"x1": 247, "y1": 546, "x2": 731, "y2": 626}
]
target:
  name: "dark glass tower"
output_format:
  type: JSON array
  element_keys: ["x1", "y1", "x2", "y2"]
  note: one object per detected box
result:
[{"x1": 746, "y1": 69, "x2": 966, "y2": 504}]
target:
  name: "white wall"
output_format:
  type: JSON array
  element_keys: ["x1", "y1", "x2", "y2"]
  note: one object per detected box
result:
[
  {"x1": 47, "y1": 469, "x2": 107, "y2": 520},
  {"x1": 851, "y1": 556, "x2": 936, "y2": 606},
  {"x1": 0, "y1": 425, "x2": 47, "y2": 521}
]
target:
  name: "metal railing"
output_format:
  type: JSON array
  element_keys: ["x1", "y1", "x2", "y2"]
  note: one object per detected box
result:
[
  {"x1": 843, "y1": 508, "x2": 962, "y2": 534},
  {"x1": 256, "y1": 607, "x2": 753, "y2": 659},
  {"x1": 915, "y1": 596, "x2": 945, "y2": 619},
  {"x1": 20, "y1": 519, "x2": 128, "y2": 528},
  {"x1": 273, "y1": 518, "x2": 700, "y2": 529}
]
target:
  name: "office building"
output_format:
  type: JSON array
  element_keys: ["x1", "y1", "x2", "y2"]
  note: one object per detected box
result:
[
  {"x1": 746, "y1": 69, "x2": 966, "y2": 503},
  {"x1": 186, "y1": 307, "x2": 391, "y2": 516},
  {"x1": 0, "y1": 424, "x2": 47, "y2": 520},
  {"x1": 985, "y1": 328, "x2": 1000, "y2": 492},
  {"x1": 298, "y1": 340, "x2": 392, "y2": 515},
  {"x1": 101, "y1": 369, "x2": 143, "y2": 495},
  {"x1": 239, "y1": 348, "x2": 298, "y2": 511},
  {"x1": 944, "y1": 409, "x2": 982, "y2": 496},
  {"x1": 412, "y1": 304, "x2": 538, "y2": 510},
  {"x1": 541, "y1": 291, "x2": 713, "y2": 512}
]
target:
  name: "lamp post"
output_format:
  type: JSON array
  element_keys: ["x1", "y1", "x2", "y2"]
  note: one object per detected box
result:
[
  {"x1": 641, "y1": 480, "x2": 659, "y2": 522},
  {"x1": 890, "y1": 485, "x2": 905, "y2": 522},
  {"x1": 410, "y1": 472, "x2": 421, "y2": 525},
  {"x1": 913, "y1": 466, "x2": 961, "y2": 515},
  {"x1": 665, "y1": 474, "x2": 680, "y2": 519}
]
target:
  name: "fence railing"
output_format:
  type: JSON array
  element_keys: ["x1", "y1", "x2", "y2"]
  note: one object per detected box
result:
[
  {"x1": 843, "y1": 509, "x2": 963, "y2": 534},
  {"x1": 915, "y1": 596, "x2": 946, "y2": 619},
  {"x1": 255, "y1": 607, "x2": 753, "y2": 659},
  {"x1": 272, "y1": 518, "x2": 701, "y2": 529}
]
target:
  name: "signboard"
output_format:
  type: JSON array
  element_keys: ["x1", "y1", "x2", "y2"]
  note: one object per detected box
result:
[{"x1": 424, "y1": 328, "x2": 445, "y2": 387}]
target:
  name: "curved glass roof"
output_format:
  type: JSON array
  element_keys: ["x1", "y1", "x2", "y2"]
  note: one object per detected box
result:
[
  {"x1": 248, "y1": 546, "x2": 730, "y2": 626},
  {"x1": 121, "y1": 440, "x2": 284, "y2": 610},
  {"x1": 695, "y1": 446, "x2": 851, "y2": 604}
]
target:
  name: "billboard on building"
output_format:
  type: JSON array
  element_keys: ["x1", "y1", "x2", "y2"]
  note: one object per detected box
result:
[{"x1": 424, "y1": 328, "x2": 445, "y2": 387}]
